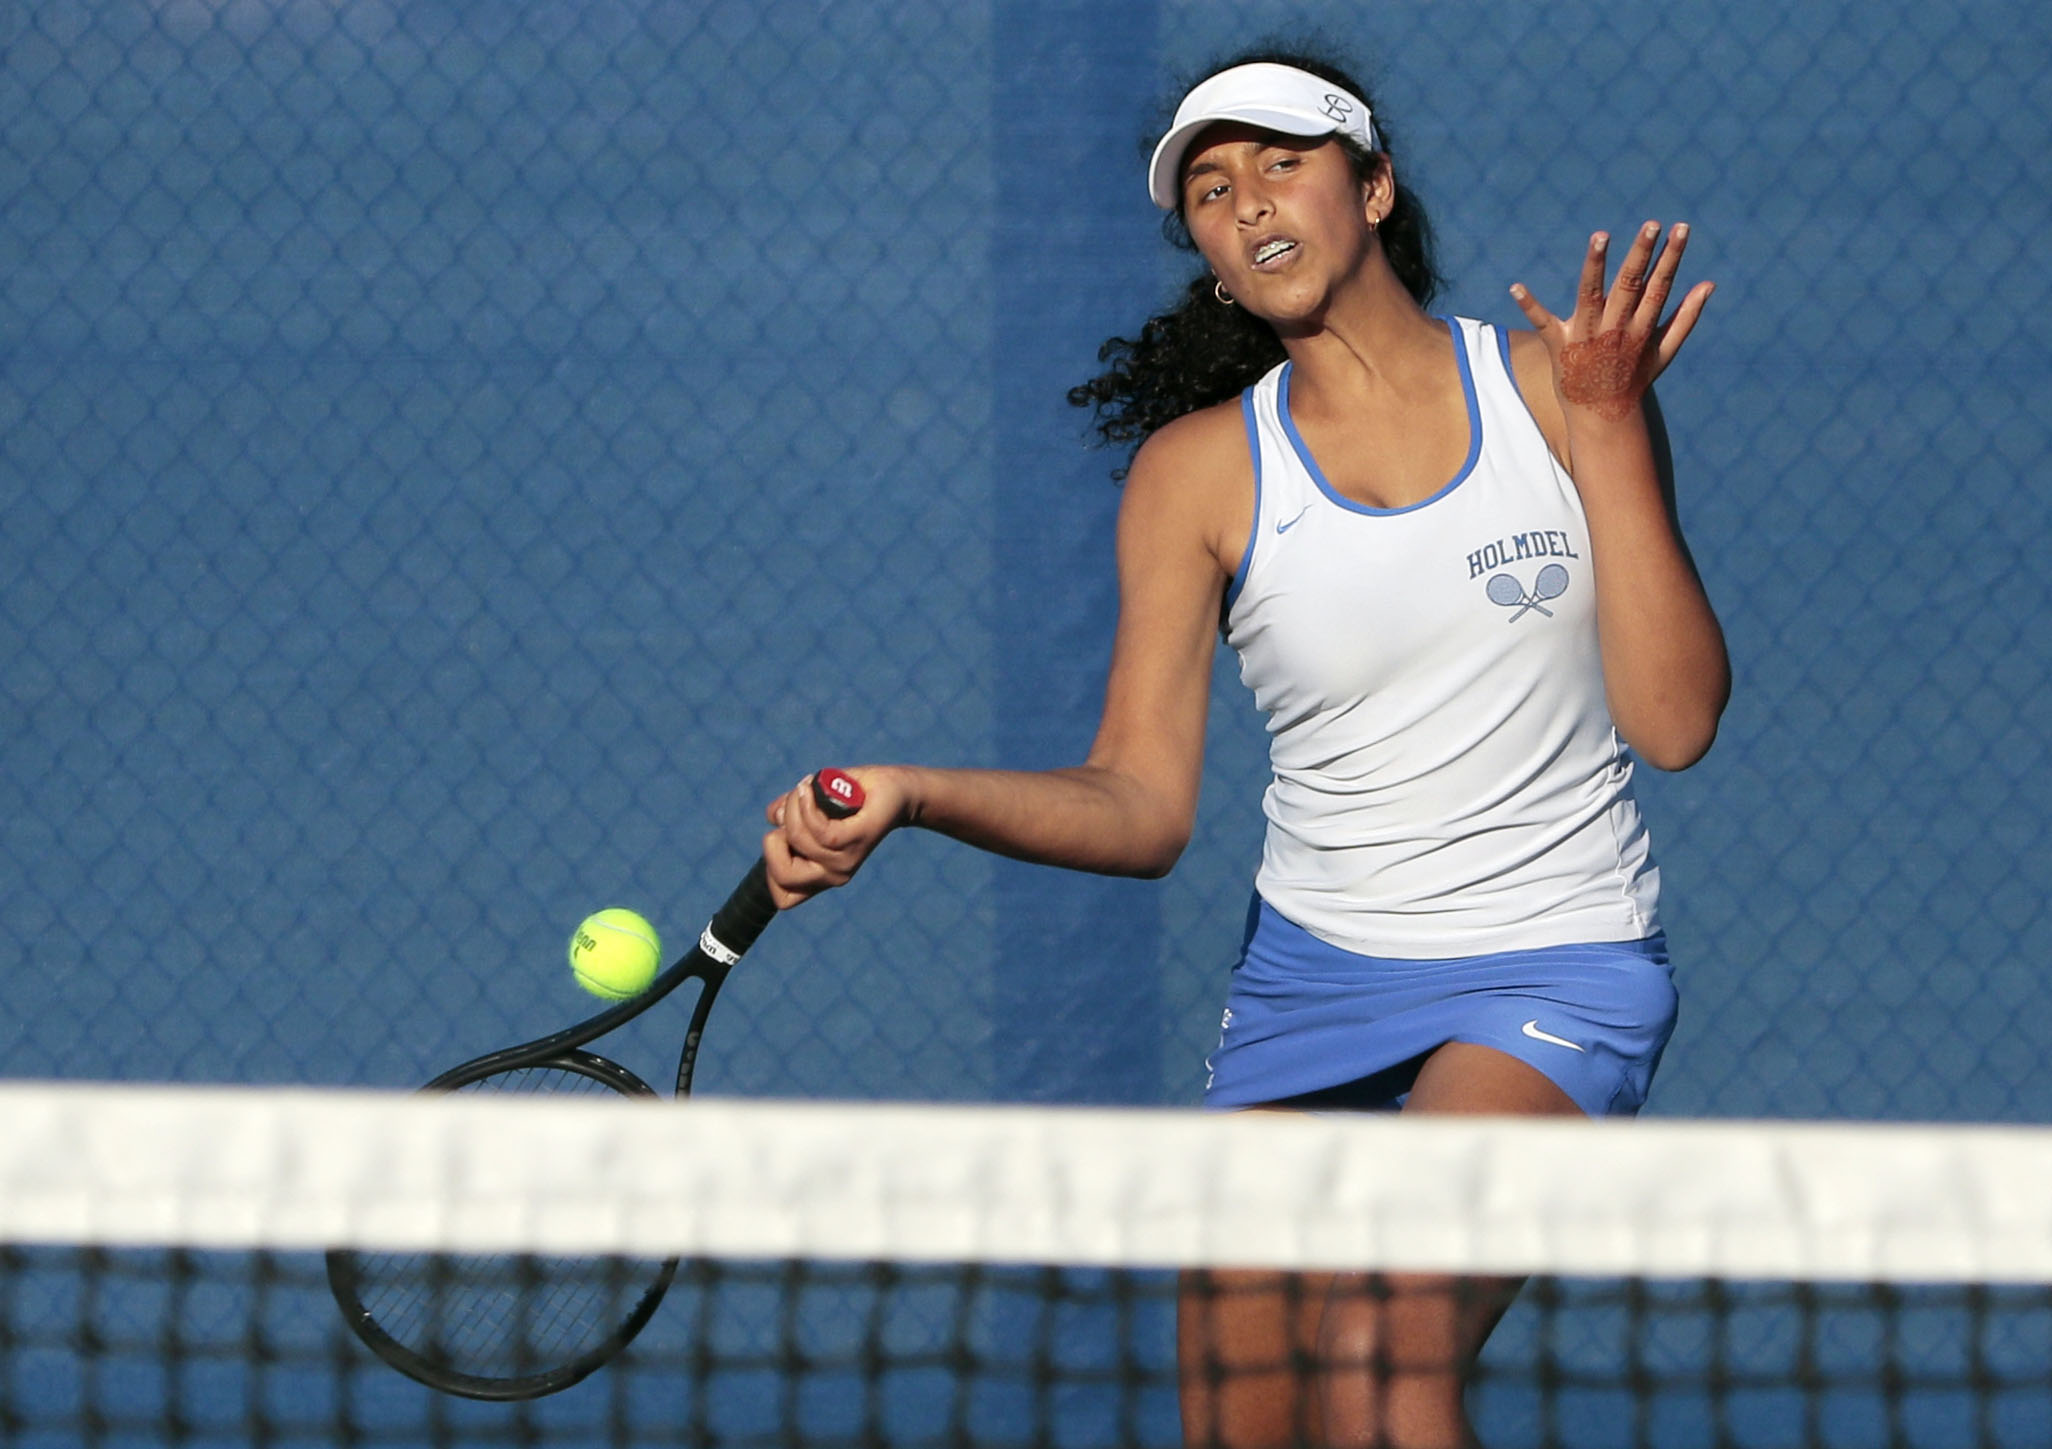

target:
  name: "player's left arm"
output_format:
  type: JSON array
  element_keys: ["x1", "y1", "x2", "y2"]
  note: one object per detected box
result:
[{"x1": 1509, "y1": 221, "x2": 1731, "y2": 772}]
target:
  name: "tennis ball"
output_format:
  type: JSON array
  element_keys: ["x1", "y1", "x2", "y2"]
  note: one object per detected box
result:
[{"x1": 568, "y1": 908, "x2": 661, "y2": 1000}]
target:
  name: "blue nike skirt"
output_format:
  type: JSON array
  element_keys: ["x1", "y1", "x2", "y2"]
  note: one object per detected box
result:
[{"x1": 1202, "y1": 898, "x2": 1678, "y2": 1118}]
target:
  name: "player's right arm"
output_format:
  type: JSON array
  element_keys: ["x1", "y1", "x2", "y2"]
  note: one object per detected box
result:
[{"x1": 763, "y1": 403, "x2": 1249, "y2": 908}]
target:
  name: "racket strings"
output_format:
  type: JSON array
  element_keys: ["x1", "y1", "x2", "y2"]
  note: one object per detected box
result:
[
  {"x1": 340, "y1": 1062, "x2": 670, "y2": 1382},
  {"x1": 354, "y1": 1250, "x2": 659, "y2": 1373}
]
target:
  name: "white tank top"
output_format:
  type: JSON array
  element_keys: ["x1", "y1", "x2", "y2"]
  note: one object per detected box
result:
[{"x1": 1224, "y1": 316, "x2": 1660, "y2": 958}]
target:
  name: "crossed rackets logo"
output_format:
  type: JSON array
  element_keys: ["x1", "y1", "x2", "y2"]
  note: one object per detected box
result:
[{"x1": 1486, "y1": 563, "x2": 1569, "y2": 621}]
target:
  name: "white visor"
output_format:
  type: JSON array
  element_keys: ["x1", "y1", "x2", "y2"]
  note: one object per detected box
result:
[{"x1": 1148, "y1": 63, "x2": 1379, "y2": 211}]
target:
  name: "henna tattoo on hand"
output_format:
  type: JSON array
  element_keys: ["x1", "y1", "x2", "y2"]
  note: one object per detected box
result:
[{"x1": 1557, "y1": 331, "x2": 1646, "y2": 422}]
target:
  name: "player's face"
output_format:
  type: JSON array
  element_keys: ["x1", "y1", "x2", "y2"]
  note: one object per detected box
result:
[{"x1": 1179, "y1": 124, "x2": 1376, "y2": 327}]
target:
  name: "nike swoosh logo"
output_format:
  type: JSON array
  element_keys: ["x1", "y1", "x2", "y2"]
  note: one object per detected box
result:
[
  {"x1": 1275, "y1": 505, "x2": 1310, "y2": 534},
  {"x1": 1521, "y1": 1020, "x2": 1585, "y2": 1053}
]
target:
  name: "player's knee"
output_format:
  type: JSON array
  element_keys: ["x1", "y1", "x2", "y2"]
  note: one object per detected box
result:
[
  {"x1": 1319, "y1": 1280, "x2": 1472, "y2": 1449},
  {"x1": 1322, "y1": 1272, "x2": 1473, "y2": 1375}
]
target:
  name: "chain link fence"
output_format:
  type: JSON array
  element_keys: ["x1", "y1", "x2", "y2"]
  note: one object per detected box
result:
[{"x1": 3, "y1": 0, "x2": 2048, "y2": 1119}]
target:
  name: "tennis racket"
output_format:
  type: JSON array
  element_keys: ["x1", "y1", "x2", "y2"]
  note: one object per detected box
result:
[{"x1": 326, "y1": 768, "x2": 864, "y2": 1401}]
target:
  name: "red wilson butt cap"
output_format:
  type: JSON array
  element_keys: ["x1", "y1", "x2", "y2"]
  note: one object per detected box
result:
[{"x1": 813, "y1": 768, "x2": 865, "y2": 819}]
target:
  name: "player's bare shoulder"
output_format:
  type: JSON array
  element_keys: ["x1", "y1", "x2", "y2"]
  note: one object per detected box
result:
[{"x1": 1120, "y1": 397, "x2": 1254, "y2": 575}]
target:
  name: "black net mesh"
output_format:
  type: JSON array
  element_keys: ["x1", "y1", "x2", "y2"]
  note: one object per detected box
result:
[{"x1": 4, "y1": 1249, "x2": 2051, "y2": 1447}]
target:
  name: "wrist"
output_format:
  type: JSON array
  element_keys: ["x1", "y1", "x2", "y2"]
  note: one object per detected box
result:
[
  {"x1": 1561, "y1": 398, "x2": 1652, "y2": 442},
  {"x1": 874, "y1": 764, "x2": 926, "y2": 829},
  {"x1": 1563, "y1": 405, "x2": 1660, "y2": 492}
]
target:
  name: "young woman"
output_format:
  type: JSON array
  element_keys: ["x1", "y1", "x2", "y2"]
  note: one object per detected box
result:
[{"x1": 763, "y1": 49, "x2": 1727, "y2": 1449}]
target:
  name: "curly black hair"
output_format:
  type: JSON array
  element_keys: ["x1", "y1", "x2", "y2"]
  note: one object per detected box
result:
[{"x1": 1067, "y1": 46, "x2": 1443, "y2": 468}]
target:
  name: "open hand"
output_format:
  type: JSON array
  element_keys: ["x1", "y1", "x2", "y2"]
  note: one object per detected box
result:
[{"x1": 1511, "y1": 222, "x2": 1714, "y2": 421}]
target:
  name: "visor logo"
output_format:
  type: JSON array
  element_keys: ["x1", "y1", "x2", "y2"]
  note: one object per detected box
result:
[{"x1": 1321, "y1": 93, "x2": 1355, "y2": 123}]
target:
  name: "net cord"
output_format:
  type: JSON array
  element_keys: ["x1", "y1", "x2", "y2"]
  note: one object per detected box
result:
[{"x1": 3, "y1": 1083, "x2": 2049, "y2": 1283}]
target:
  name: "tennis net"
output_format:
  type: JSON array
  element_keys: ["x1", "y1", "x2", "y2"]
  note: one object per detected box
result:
[{"x1": 2, "y1": 1081, "x2": 2049, "y2": 1446}]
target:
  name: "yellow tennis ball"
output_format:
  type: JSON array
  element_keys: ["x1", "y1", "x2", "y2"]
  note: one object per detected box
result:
[{"x1": 568, "y1": 908, "x2": 661, "y2": 1000}]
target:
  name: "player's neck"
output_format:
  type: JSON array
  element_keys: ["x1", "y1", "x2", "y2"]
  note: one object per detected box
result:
[{"x1": 1280, "y1": 280, "x2": 1448, "y2": 413}]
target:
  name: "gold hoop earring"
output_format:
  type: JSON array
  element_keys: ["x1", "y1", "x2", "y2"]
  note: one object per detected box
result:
[{"x1": 1214, "y1": 278, "x2": 1235, "y2": 306}]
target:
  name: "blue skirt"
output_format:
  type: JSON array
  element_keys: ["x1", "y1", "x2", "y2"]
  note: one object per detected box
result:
[{"x1": 1203, "y1": 898, "x2": 1678, "y2": 1117}]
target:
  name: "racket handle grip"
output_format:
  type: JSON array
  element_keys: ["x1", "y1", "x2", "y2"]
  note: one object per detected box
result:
[
  {"x1": 709, "y1": 862, "x2": 781, "y2": 957},
  {"x1": 812, "y1": 768, "x2": 865, "y2": 820}
]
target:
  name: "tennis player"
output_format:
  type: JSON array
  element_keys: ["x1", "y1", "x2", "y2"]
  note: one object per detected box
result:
[{"x1": 765, "y1": 48, "x2": 1728, "y2": 1449}]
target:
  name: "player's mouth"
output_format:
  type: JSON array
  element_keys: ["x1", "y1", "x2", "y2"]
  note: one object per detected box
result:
[{"x1": 1251, "y1": 236, "x2": 1298, "y2": 270}]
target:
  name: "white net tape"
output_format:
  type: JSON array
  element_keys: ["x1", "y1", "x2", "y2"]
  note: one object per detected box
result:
[{"x1": 4, "y1": 1082, "x2": 2049, "y2": 1281}]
